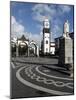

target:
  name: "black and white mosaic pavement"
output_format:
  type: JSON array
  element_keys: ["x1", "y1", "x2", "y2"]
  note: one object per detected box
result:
[{"x1": 11, "y1": 57, "x2": 74, "y2": 98}]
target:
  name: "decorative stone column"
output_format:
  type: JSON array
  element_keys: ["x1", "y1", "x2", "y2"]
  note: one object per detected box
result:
[
  {"x1": 27, "y1": 47, "x2": 29, "y2": 57},
  {"x1": 58, "y1": 20, "x2": 73, "y2": 77},
  {"x1": 58, "y1": 37, "x2": 73, "y2": 65},
  {"x1": 16, "y1": 44, "x2": 19, "y2": 57},
  {"x1": 36, "y1": 46, "x2": 39, "y2": 57}
]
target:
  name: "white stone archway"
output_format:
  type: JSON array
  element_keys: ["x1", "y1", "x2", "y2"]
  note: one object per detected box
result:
[
  {"x1": 16, "y1": 41, "x2": 28, "y2": 57},
  {"x1": 28, "y1": 41, "x2": 39, "y2": 57},
  {"x1": 16, "y1": 38, "x2": 39, "y2": 57}
]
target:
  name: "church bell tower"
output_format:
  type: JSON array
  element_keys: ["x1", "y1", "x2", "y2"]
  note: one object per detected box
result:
[{"x1": 43, "y1": 17, "x2": 50, "y2": 54}]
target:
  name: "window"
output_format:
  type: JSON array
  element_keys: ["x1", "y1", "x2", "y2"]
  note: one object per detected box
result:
[
  {"x1": 43, "y1": 28, "x2": 50, "y2": 33},
  {"x1": 46, "y1": 40, "x2": 48, "y2": 44},
  {"x1": 46, "y1": 48, "x2": 48, "y2": 52}
]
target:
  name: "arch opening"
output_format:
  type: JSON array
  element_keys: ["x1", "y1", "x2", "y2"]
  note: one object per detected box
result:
[
  {"x1": 28, "y1": 42, "x2": 37, "y2": 57},
  {"x1": 18, "y1": 42, "x2": 28, "y2": 56}
]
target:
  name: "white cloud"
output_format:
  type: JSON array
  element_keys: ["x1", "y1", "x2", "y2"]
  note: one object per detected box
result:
[
  {"x1": 11, "y1": 4, "x2": 72, "y2": 45},
  {"x1": 32, "y1": 4, "x2": 71, "y2": 23},
  {"x1": 11, "y1": 16, "x2": 41, "y2": 46},
  {"x1": 32, "y1": 4, "x2": 53, "y2": 22},
  {"x1": 11, "y1": 16, "x2": 29, "y2": 39},
  {"x1": 58, "y1": 5, "x2": 71, "y2": 14},
  {"x1": 32, "y1": 4, "x2": 72, "y2": 41},
  {"x1": 52, "y1": 23, "x2": 62, "y2": 40},
  {"x1": 32, "y1": 4, "x2": 51, "y2": 14},
  {"x1": 29, "y1": 33, "x2": 41, "y2": 47}
]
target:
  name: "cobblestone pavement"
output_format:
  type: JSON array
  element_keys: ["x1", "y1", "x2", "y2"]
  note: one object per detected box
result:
[
  {"x1": 11, "y1": 57, "x2": 74, "y2": 99},
  {"x1": 12, "y1": 57, "x2": 58, "y2": 65}
]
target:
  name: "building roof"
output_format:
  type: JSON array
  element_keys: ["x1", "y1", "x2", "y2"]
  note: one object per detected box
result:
[
  {"x1": 18, "y1": 35, "x2": 29, "y2": 41},
  {"x1": 50, "y1": 42, "x2": 55, "y2": 47},
  {"x1": 69, "y1": 32, "x2": 74, "y2": 39},
  {"x1": 54, "y1": 32, "x2": 74, "y2": 40}
]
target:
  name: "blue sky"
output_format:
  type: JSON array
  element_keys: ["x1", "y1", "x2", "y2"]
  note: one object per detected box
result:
[{"x1": 10, "y1": 1, "x2": 74, "y2": 45}]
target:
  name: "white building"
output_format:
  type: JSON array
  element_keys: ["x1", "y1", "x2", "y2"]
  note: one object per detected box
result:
[
  {"x1": 42, "y1": 18, "x2": 50, "y2": 54},
  {"x1": 11, "y1": 35, "x2": 39, "y2": 57},
  {"x1": 50, "y1": 42, "x2": 55, "y2": 55},
  {"x1": 41, "y1": 17, "x2": 55, "y2": 55}
]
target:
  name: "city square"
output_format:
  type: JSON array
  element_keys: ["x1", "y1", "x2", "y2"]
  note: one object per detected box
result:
[
  {"x1": 11, "y1": 57, "x2": 74, "y2": 98},
  {"x1": 11, "y1": 58, "x2": 74, "y2": 98},
  {"x1": 10, "y1": 2, "x2": 74, "y2": 99}
]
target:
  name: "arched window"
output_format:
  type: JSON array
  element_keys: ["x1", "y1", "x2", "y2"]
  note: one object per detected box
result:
[
  {"x1": 46, "y1": 48, "x2": 48, "y2": 52},
  {"x1": 46, "y1": 40, "x2": 48, "y2": 44}
]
